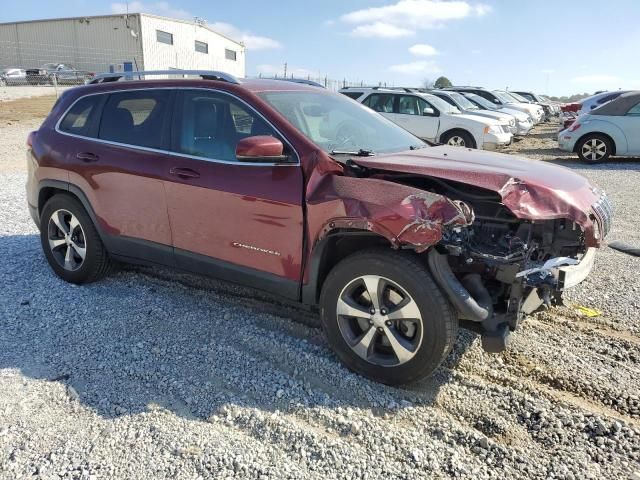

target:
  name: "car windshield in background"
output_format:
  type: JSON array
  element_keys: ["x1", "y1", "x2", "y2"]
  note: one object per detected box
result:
[
  {"x1": 448, "y1": 92, "x2": 478, "y2": 110},
  {"x1": 258, "y1": 91, "x2": 425, "y2": 155},
  {"x1": 464, "y1": 93, "x2": 499, "y2": 110},
  {"x1": 493, "y1": 91, "x2": 517, "y2": 103},
  {"x1": 508, "y1": 92, "x2": 530, "y2": 103}
]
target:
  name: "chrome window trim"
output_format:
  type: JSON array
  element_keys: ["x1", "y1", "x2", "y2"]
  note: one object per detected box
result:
[{"x1": 54, "y1": 86, "x2": 300, "y2": 168}]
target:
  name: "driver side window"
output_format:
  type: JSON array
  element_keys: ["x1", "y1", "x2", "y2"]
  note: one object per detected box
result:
[
  {"x1": 173, "y1": 90, "x2": 279, "y2": 162},
  {"x1": 397, "y1": 95, "x2": 428, "y2": 115}
]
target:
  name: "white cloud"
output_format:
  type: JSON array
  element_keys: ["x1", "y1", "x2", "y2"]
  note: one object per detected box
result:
[
  {"x1": 255, "y1": 64, "x2": 315, "y2": 78},
  {"x1": 111, "y1": 1, "x2": 191, "y2": 19},
  {"x1": 110, "y1": 3, "x2": 281, "y2": 50},
  {"x1": 209, "y1": 22, "x2": 282, "y2": 50},
  {"x1": 571, "y1": 75, "x2": 621, "y2": 83},
  {"x1": 339, "y1": 0, "x2": 491, "y2": 37},
  {"x1": 408, "y1": 44, "x2": 439, "y2": 56},
  {"x1": 351, "y1": 22, "x2": 413, "y2": 38},
  {"x1": 389, "y1": 60, "x2": 442, "y2": 75}
]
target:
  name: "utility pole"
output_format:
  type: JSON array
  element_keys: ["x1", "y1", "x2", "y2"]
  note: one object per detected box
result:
[{"x1": 283, "y1": 62, "x2": 287, "y2": 78}]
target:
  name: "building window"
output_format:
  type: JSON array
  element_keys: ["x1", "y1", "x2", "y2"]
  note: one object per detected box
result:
[
  {"x1": 225, "y1": 49, "x2": 237, "y2": 61},
  {"x1": 195, "y1": 40, "x2": 208, "y2": 54},
  {"x1": 156, "y1": 30, "x2": 173, "y2": 45}
]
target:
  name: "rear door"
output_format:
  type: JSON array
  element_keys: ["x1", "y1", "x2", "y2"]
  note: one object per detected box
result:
[
  {"x1": 61, "y1": 88, "x2": 175, "y2": 264},
  {"x1": 162, "y1": 89, "x2": 304, "y2": 297}
]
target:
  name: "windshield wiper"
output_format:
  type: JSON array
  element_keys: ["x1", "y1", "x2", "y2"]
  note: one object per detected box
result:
[{"x1": 330, "y1": 149, "x2": 375, "y2": 156}]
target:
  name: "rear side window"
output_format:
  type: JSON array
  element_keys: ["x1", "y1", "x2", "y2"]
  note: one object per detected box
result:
[
  {"x1": 59, "y1": 95, "x2": 101, "y2": 136},
  {"x1": 99, "y1": 90, "x2": 172, "y2": 149},
  {"x1": 341, "y1": 91, "x2": 363, "y2": 100}
]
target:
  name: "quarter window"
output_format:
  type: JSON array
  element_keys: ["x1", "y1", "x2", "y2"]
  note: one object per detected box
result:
[
  {"x1": 156, "y1": 30, "x2": 173, "y2": 45},
  {"x1": 626, "y1": 102, "x2": 640, "y2": 116},
  {"x1": 59, "y1": 95, "x2": 101, "y2": 137},
  {"x1": 225, "y1": 49, "x2": 237, "y2": 61},
  {"x1": 99, "y1": 90, "x2": 172, "y2": 149},
  {"x1": 362, "y1": 93, "x2": 394, "y2": 113},
  {"x1": 195, "y1": 40, "x2": 208, "y2": 54},
  {"x1": 173, "y1": 90, "x2": 278, "y2": 162},
  {"x1": 340, "y1": 91, "x2": 363, "y2": 100}
]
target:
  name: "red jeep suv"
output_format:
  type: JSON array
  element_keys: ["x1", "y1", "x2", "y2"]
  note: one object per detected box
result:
[{"x1": 26, "y1": 70, "x2": 612, "y2": 385}]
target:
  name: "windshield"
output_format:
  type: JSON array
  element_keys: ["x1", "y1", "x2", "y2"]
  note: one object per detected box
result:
[
  {"x1": 508, "y1": 92, "x2": 530, "y2": 103},
  {"x1": 492, "y1": 91, "x2": 516, "y2": 103},
  {"x1": 421, "y1": 93, "x2": 461, "y2": 114},
  {"x1": 258, "y1": 90, "x2": 425, "y2": 155},
  {"x1": 448, "y1": 92, "x2": 478, "y2": 110},
  {"x1": 464, "y1": 93, "x2": 498, "y2": 110}
]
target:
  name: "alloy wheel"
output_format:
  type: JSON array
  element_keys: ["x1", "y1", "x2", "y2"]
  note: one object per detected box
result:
[
  {"x1": 581, "y1": 138, "x2": 607, "y2": 161},
  {"x1": 447, "y1": 136, "x2": 466, "y2": 147},
  {"x1": 47, "y1": 209, "x2": 87, "y2": 271},
  {"x1": 336, "y1": 275, "x2": 423, "y2": 367}
]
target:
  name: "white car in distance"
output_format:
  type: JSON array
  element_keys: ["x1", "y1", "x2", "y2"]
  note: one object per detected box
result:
[{"x1": 340, "y1": 88, "x2": 513, "y2": 150}]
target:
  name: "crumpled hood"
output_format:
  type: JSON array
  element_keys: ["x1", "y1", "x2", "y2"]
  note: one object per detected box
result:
[{"x1": 355, "y1": 146, "x2": 603, "y2": 245}]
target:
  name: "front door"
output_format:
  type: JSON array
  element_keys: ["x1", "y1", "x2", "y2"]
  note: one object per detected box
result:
[
  {"x1": 163, "y1": 89, "x2": 305, "y2": 298},
  {"x1": 386, "y1": 94, "x2": 439, "y2": 141},
  {"x1": 614, "y1": 101, "x2": 640, "y2": 154}
]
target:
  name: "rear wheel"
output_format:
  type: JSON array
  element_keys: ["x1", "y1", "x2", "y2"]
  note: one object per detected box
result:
[
  {"x1": 576, "y1": 134, "x2": 612, "y2": 163},
  {"x1": 440, "y1": 130, "x2": 476, "y2": 148},
  {"x1": 40, "y1": 194, "x2": 114, "y2": 284},
  {"x1": 320, "y1": 249, "x2": 458, "y2": 385}
]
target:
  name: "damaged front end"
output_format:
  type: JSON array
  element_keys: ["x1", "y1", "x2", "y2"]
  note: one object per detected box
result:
[{"x1": 306, "y1": 151, "x2": 613, "y2": 353}]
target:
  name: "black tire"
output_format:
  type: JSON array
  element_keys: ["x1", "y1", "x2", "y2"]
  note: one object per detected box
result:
[
  {"x1": 440, "y1": 130, "x2": 476, "y2": 149},
  {"x1": 40, "y1": 194, "x2": 114, "y2": 284},
  {"x1": 319, "y1": 249, "x2": 458, "y2": 386},
  {"x1": 576, "y1": 134, "x2": 612, "y2": 163}
]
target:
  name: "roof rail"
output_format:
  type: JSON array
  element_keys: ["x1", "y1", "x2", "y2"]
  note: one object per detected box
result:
[
  {"x1": 88, "y1": 70, "x2": 241, "y2": 85},
  {"x1": 269, "y1": 78, "x2": 325, "y2": 88}
]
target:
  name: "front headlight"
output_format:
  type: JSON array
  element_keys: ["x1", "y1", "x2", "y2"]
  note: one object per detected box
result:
[{"x1": 484, "y1": 125, "x2": 503, "y2": 134}]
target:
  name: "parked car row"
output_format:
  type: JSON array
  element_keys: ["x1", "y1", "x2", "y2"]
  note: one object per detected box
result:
[
  {"x1": 338, "y1": 85, "x2": 558, "y2": 150},
  {"x1": 0, "y1": 64, "x2": 95, "y2": 86}
]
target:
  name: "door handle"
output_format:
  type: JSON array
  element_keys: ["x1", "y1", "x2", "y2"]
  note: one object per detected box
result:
[
  {"x1": 170, "y1": 167, "x2": 201, "y2": 179},
  {"x1": 76, "y1": 152, "x2": 99, "y2": 162}
]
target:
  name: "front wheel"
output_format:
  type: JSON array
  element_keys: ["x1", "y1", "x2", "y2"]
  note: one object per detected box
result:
[
  {"x1": 320, "y1": 249, "x2": 458, "y2": 385},
  {"x1": 440, "y1": 130, "x2": 476, "y2": 149},
  {"x1": 576, "y1": 134, "x2": 612, "y2": 163}
]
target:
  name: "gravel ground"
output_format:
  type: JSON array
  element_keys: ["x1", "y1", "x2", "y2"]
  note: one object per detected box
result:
[{"x1": 1, "y1": 102, "x2": 639, "y2": 479}]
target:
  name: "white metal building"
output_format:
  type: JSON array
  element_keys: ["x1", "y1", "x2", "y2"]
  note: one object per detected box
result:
[{"x1": 0, "y1": 13, "x2": 246, "y2": 77}]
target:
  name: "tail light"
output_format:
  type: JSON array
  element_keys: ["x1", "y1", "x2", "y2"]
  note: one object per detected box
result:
[
  {"x1": 27, "y1": 131, "x2": 36, "y2": 148},
  {"x1": 569, "y1": 123, "x2": 581, "y2": 132}
]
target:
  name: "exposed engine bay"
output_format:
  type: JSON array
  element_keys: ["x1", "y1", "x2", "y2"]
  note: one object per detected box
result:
[{"x1": 375, "y1": 172, "x2": 594, "y2": 352}]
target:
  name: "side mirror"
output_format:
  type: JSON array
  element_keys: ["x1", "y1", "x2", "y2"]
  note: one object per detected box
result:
[
  {"x1": 423, "y1": 107, "x2": 437, "y2": 116},
  {"x1": 236, "y1": 136, "x2": 289, "y2": 163}
]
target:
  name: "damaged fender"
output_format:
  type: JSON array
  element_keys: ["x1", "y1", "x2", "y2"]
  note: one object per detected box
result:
[{"x1": 310, "y1": 175, "x2": 473, "y2": 252}]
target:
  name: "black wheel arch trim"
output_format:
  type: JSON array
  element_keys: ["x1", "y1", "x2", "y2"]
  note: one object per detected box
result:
[{"x1": 301, "y1": 230, "x2": 392, "y2": 305}]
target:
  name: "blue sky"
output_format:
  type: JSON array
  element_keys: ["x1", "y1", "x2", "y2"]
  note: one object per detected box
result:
[{"x1": 3, "y1": 0, "x2": 640, "y2": 96}]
